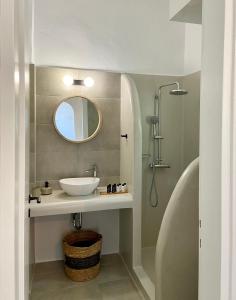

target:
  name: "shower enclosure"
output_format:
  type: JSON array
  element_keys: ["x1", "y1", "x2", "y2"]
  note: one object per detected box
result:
[{"x1": 120, "y1": 73, "x2": 200, "y2": 299}]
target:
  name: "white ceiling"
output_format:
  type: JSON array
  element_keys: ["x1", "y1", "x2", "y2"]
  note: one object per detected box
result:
[{"x1": 34, "y1": 0, "x2": 199, "y2": 75}]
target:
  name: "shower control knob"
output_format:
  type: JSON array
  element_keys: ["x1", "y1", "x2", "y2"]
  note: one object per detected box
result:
[{"x1": 121, "y1": 134, "x2": 128, "y2": 139}]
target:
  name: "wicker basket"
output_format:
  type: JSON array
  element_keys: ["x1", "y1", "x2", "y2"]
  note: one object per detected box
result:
[{"x1": 63, "y1": 230, "x2": 102, "y2": 282}]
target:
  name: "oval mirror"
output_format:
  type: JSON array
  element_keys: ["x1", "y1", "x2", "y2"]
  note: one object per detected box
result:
[{"x1": 54, "y1": 96, "x2": 102, "y2": 143}]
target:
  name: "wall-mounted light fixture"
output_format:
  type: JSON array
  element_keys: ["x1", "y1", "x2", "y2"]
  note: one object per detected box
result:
[
  {"x1": 83, "y1": 77, "x2": 95, "y2": 87},
  {"x1": 63, "y1": 75, "x2": 95, "y2": 88},
  {"x1": 63, "y1": 75, "x2": 74, "y2": 86}
]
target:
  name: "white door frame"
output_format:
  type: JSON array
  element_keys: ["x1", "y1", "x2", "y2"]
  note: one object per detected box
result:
[
  {"x1": 220, "y1": 0, "x2": 236, "y2": 299},
  {"x1": 0, "y1": 1, "x2": 18, "y2": 298},
  {"x1": 199, "y1": 0, "x2": 236, "y2": 300},
  {"x1": 0, "y1": 0, "x2": 32, "y2": 299}
]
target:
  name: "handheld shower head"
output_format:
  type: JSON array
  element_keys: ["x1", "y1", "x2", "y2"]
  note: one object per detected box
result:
[{"x1": 147, "y1": 116, "x2": 159, "y2": 138}]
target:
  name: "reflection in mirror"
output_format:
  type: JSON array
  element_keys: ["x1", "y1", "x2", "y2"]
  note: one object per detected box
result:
[{"x1": 54, "y1": 96, "x2": 101, "y2": 143}]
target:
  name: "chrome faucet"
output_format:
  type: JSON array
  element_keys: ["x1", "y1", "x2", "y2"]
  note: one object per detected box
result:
[{"x1": 83, "y1": 164, "x2": 97, "y2": 177}]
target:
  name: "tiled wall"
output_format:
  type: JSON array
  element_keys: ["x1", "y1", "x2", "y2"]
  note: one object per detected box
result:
[
  {"x1": 35, "y1": 67, "x2": 121, "y2": 188},
  {"x1": 32, "y1": 67, "x2": 121, "y2": 262}
]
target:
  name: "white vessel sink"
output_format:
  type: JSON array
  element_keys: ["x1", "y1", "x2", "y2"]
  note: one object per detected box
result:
[{"x1": 59, "y1": 177, "x2": 100, "y2": 196}]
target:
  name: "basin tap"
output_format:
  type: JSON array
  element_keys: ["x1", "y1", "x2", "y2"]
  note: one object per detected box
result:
[{"x1": 84, "y1": 164, "x2": 97, "y2": 177}]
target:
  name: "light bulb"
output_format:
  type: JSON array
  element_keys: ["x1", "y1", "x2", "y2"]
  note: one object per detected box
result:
[
  {"x1": 83, "y1": 77, "x2": 94, "y2": 88},
  {"x1": 63, "y1": 75, "x2": 74, "y2": 86},
  {"x1": 14, "y1": 70, "x2": 20, "y2": 85}
]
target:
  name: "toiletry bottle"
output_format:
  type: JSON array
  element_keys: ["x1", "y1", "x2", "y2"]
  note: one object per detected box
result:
[
  {"x1": 122, "y1": 183, "x2": 127, "y2": 193},
  {"x1": 112, "y1": 184, "x2": 117, "y2": 193},
  {"x1": 107, "y1": 184, "x2": 112, "y2": 193},
  {"x1": 41, "y1": 181, "x2": 53, "y2": 195},
  {"x1": 117, "y1": 184, "x2": 122, "y2": 193}
]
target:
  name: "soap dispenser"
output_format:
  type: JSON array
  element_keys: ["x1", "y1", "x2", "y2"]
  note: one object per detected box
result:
[{"x1": 41, "y1": 181, "x2": 53, "y2": 195}]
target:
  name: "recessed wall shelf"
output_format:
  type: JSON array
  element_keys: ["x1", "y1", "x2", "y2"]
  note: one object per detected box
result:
[{"x1": 28, "y1": 190, "x2": 133, "y2": 218}]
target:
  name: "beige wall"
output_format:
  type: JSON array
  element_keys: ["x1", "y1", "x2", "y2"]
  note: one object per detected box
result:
[
  {"x1": 130, "y1": 72, "x2": 200, "y2": 248},
  {"x1": 131, "y1": 74, "x2": 184, "y2": 247},
  {"x1": 33, "y1": 67, "x2": 121, "y2": 262},
  {"x1": 182, "y1": 72, "x2": 200, "y2": 169},
  {"x1": 35, "y1": 67, "x2": 121, "y2": 188}
]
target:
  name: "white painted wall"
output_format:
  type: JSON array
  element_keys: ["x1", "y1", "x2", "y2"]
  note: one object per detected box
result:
[
  {"x1": 34, "y1": 0, "x2": 202, "y2": 76},
  {"x1": 0, "y1": 2, "x2": 17, "y2": 299},
  {"x1": 34, "y1": 0, "x2": 186, "y2": 75},
  {"x1": 184, "y1": 24, "x2": 202, "y2": 74},
  {"x1": 155, "y1": 158, "x2": 199, "y2": 300},
  {"x1": 120, "y1": 75, "x2": 142, "y2": 268},
  {"x1": 199, "y1": 0, "x2": 224, "y2": 299},
  {"x1": 0, "y1": 0, "x2": 32, "y2": 299},
  {"x1": 34, "y1": 211, "x2": 119, "y2": 262}
]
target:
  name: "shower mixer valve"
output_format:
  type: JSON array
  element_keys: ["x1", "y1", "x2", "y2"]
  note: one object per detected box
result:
[{"x1": 149, "y1": 162, "x2": 170, "y2": 169}]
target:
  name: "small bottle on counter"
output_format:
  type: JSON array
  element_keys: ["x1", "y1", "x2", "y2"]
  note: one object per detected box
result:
[
  {"x1": 107, "y1": 184, "x2": 112, "y2": 193},
  {"x1": 41, "y1": 181, "x2": 53, "y2": 195},
  {"x1": 121, "y1": 183, "x2": 127, "y2": 193},
  {"x1": 112, "y1": 184, "x2": 117, "y2": 193},
  {"x1": 117, "y1": 184, "x2": 122, "y2": 193}
]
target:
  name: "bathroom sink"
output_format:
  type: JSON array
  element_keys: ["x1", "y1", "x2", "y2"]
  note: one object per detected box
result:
[{"x1": 59, "y1": 177, "x2": 100, "y2": 196}]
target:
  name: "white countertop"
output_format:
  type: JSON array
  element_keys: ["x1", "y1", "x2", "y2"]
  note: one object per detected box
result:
[{"x1": 29, "y1": 190, "x2": 133, "y2": 217}]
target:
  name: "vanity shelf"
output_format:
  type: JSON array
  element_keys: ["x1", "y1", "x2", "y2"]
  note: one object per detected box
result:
[{"x1": 29, "y1": 190, "x2": 133, "y2": 218}]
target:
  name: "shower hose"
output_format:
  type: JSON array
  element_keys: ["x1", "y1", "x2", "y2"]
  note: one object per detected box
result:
[{"x1": 149, "y1": 165, "x2": 158, "y2": 207}]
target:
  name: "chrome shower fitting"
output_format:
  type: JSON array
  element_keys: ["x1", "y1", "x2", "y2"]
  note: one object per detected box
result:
[
  {"x1": 147, "y1": 115, "x2": 159, "y2": 140},
  {"x1": 148, "y1": 81, "x2": 188, "y2": 207},
  {"x1": 154, "y1": 81, "x2": 187, "y2": 165}
]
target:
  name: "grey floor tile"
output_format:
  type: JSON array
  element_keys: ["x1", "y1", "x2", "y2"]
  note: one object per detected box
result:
[
  {"x1": 34, "y1": 260, "x2": 64, "y2": 275},
  {"x1": 31, "y1": 284, "x2": 102, "y2": 300},
  {"x1": 31, "y1": 254, "x2": 141, "y2": 300},
  {"x1": 99, "y1": 278, "x2": 142, "y2": 300},
  {"x1": 94, "y1": 262, "x2": 129, "y2": 285},
  {"x1": 32, "y1": 270, "x2": 77, "y2": 296},
  {"x1": 100, "y1": 254, "x2": 122, "y2": 266}
]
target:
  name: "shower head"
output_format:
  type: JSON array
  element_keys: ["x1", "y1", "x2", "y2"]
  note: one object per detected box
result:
[
  {"x1": 169, "y1": 88, "x2": 188, "y2": 96},
  {"x1": 157, "y1": 81, "x2": 188, "y2": 97}
]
